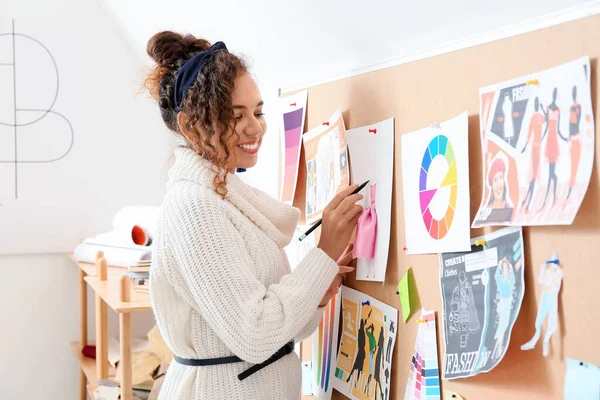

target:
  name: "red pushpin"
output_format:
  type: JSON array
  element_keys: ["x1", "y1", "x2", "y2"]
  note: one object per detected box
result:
[
  {"x1": 322, "y1": 121, "x2": 330, "y2": 126},
  {"x1": 290, "y1": 102, "x2": 296, "y2": 107},
  {"x1": 369, "y1": 128, "x2": 377, "y2": 134},
  {"x1": 403, "y1": 246, "x2": 407, "y2": 252}
]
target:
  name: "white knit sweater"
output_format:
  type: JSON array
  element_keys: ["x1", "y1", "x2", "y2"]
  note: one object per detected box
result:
[{"x1": 150, "y1": 147, "x2": 339, "y2": 400}]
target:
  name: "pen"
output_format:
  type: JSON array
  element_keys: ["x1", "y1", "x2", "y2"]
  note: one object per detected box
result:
[{"x1": 299, "y1": 180, "x2": 370, "y2": 242}]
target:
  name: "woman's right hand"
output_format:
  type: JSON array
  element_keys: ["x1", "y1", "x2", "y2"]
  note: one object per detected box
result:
[{"x1": 317, "y1": 184, "x2": 364, "y2": 261}]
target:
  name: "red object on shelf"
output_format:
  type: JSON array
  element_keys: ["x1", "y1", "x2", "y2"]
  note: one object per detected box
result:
[{"x1": 82, "y1": 345, "x2": 96, "y2": 359}]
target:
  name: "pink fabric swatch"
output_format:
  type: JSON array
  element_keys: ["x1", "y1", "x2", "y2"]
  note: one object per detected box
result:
[{"x1": 353, "y1": 184, "x2": 378, "y2": 259}]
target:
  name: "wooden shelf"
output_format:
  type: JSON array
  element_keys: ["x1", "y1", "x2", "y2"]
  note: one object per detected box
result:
[
  {"x1": 84, "y1": 275, "x2": 152, "y2": 313},
  {"x1": 87, "y1": 384, "x2": 98, "y2": 400},
  {"x1": 71, "y1": 342, "x2": 116, "y2": 399},
  {"x1": 71, "y1": 256, "x2": 131, "y2": 277}
]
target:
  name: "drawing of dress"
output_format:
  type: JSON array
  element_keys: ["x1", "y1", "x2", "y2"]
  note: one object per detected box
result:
[
  {"x1": 373, "y1": 328, "x2": 385, "y2": 400},
  {"x1": 545, "y1": 107, "x2": 561, "y2": 163},
  {"x1": 494, "y1": 264, "x2": 515, "y2": 339},
  {"x1": 449, "y1": 271, "x2": 480, "y2": 348},
  {"x1": 568, "y1": 102, "x2": 581, "y2": 190},
  {"x1": 502, "y1": 93, "x2": 514, "y2": 143},
  {"x1": 492, "y1": 261, "x2": 515, "y2": 360},
  {"x1": 527, "y1": 112, "x2": 545, "y2": 181},
  {"x1": 346, "y1": 318, "x2": 367, "y2": 385},
  {"x1": 354, "y1": 185, "x2": 377, "y2": 263},
  {"x1": 365, "y1": 323, "x2": 377, "y2": 396},
  {"x1": 521, "y1": 260, "x2": 562, "y2": 357}
]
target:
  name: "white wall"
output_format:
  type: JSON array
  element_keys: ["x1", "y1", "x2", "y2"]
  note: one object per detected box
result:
[{"x1": 0, "y1": 0, "x2": 168, "y2": 398}]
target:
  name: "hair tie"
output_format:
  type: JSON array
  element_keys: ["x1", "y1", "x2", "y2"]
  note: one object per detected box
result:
[{"x1": 174, "y1": 41, "x2": 228, "y2": 111}]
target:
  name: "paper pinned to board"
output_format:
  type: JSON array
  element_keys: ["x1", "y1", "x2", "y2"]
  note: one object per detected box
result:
[
  {"x1": 472, "y1": 57, "x2": 594, "y2": 227},
  {"x1": 405, "y1": 309, "x2": 441, "y2": 400},
  {"x1": 397, "y1": 268, "x2": 415, "y2": 323},
  {"x1": 521, "y1": 252, "x2": 563, "y2": 357},
  {"x1": 332, "y1": 286, "x2": 398, "y2": 400},
  {"x1": 279, "y1": 90, "x2": 308, "y2": 204},
  {"x1": 303, "y1": 109, "x2": 350, "y2": 224},
  {"x1": 346, "y1": 118, "x2": 394, "y2": 282},
  {"x1": 439, "y1": 226, "x2": 525, "y2": 379},
  {"x1": 311, "y1": 291, "x2": 341, "y2": 400},
  {"x1": 564, "y1": 357, "x2": 600, "y2": 400},
  {"x1": 401, "y1": 112, "x2": 471, "y2": 255}
]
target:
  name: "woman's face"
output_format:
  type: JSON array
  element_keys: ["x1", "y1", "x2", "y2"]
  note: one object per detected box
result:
[
  {"x1": 229, "y1": 72, "x2": 266, "y2": 169},
  {"x1": 492, "y1": 171, "x2": 505, "y2": 202}
]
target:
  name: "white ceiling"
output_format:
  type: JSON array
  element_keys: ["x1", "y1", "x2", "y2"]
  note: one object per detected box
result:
[{"x1": 104, "y1": 0, "x2": 597, "y2": 93}]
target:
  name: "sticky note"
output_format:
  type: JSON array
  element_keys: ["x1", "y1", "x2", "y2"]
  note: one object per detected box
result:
[
  {"x1": 443, "y1": 389, "x2": 465, "y2": 400},
  {"x1": 564, "y1": 357, "x2": 600, "y2": 400},
  {"x1": 397, "y1": 268, "x2": 414, "y2": 322}
]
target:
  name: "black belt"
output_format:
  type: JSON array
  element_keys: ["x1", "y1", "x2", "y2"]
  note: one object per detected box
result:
[{"x1": 173, "y1": 341, "x2": 295, "y2": 381}]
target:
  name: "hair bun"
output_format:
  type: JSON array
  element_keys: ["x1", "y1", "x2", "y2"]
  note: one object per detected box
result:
[{"x1": 146, "y1": 31, "x2": 211, "y2": 67}]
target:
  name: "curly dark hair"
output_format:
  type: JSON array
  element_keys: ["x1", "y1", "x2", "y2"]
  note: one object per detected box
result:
[{"x1": 144, "y1": 31, "x2": 248, "y2": 197}]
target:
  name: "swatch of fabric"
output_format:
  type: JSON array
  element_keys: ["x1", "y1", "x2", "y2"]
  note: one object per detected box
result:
[{"x1": 354, "y1": 184, "x2": 378, "y2": 259}]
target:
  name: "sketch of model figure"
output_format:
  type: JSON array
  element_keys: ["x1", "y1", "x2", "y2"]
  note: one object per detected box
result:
[
  {"x1": 501, "y1": 93, "x2": 515, "y2": 144},
  {"x1": 448, "y1": 271, "x2": 480, "y2": 348},
  {"x1": 521, "y1": 253, "x2": 563, "y2": 357},
  {"x1": 492, "y1": 258, "x2": 516, "y2": 360}
]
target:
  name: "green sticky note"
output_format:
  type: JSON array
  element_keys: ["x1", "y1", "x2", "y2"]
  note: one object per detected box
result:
[{"x1": 397, "y1": 268, "x2": 413, "y2": 323}]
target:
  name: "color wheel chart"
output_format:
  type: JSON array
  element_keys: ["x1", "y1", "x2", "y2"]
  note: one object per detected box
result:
[
  {"x1": 405, "y1": 310, "x2": 441, "y2": 400},
  {"x1": 419, "y1": 135, "x2": 457, "y2": 240},
  {"x1": 315, "y1": 293, "x2": 337, "y2": 395}
]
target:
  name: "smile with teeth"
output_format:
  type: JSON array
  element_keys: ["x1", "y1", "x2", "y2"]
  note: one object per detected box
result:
[{"x1": 237, "y1": 142, "x2": 260, "y2": 153}]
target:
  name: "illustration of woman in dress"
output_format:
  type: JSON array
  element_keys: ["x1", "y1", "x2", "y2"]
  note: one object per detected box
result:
[
  {"x1": 520, "y1": 97, "x2": 546, "y2": 214},
  {"x1": 346, "y1": 316, "x2": 367, "y2": 386},
  {"x1": 501, "y1": 92, "x2": 515, "y2": 144},
  {"x1": 449, "y1": 271, "x2": 480, "y2": 348},
  {"x1": 567, "y1": 85, "x2": 582, "y2": 200},
  {"x1": 487, "y1": 156, "x2": 514, "y2": 210},
  {"x1": 521, "y1": 253, "x2": 563, "y2": 357},
  {"x1": 372, "y1": 327, "x2": 385, "y2": 400},
  {"x1": 365, "y1": 322, "x2": 377, "y2": 396},
  {"x1": 492, "y1": 258, "x2": 515, "y2": 360},
  {"x1": 539, "y1": 87, "x2": 568, "y2": 211}
]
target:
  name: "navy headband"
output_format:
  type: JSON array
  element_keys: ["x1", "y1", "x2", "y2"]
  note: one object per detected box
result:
[{"x1": 173, "y1": 41, "x2": 228, "y2": 111}]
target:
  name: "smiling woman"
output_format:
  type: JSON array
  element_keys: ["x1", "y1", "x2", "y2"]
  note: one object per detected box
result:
[
  {"x1": 144, "y1": 31, "x2": 251, "y2": 197},
  {"x1": 142, "y1": 31, "x2": 363, "y2": 400}
]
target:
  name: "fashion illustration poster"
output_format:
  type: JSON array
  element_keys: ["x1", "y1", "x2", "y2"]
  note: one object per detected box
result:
[
  {"x1": 473, "y1": 57, "x2": 594, "y2": 227},
  {"x1": 439, "y1": 226, "x2": 525, "y2": 379}
]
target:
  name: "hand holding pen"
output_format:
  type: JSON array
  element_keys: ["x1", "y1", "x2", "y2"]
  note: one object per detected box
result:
[{"x1": 303, "y1": 181, "x2": 369, "y2": 261}]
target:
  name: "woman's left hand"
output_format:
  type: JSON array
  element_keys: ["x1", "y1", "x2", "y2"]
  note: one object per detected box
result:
[{"x1": 319, "y1": 245, "x2": 355, "y2": 307}]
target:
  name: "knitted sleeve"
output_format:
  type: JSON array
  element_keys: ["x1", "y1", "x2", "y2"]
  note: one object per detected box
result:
[
  {"x1": 164, "y1": 189, "x2": 339, "y2": 364},
  {"x1": 294, "y1": 308, "x2": 326, "y2": 342}
]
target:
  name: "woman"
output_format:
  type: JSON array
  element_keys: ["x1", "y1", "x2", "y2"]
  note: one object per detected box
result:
[
  {"x1": 567, "y1": 85, "x2": 582, "y2": 200},
  {"x1": 492, "y1": 258, "x2": 515, "y2": 360},
  {"x1": 145, "y1": 32, "x2": 362, "y2": 399},
  {"x1": 521, "y1": 254, "x2": 562, "y2": 357},
  {"x1": 487, "y1": 157, "x2": 513, "y2": 210},
  {"x1": 539, "y1": 87, "x2": 568, "y2": 211},
  {"x1": 501, "y1": 92, "x2": 514, "y2": 144},
  {"x1": 520, "y1": 97, "x2": 545, "y2": 214}
]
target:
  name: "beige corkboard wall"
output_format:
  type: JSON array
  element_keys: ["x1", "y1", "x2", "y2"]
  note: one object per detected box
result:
[{"x1": 291, "y1": 14, "x2": 600, "y2": 400}]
